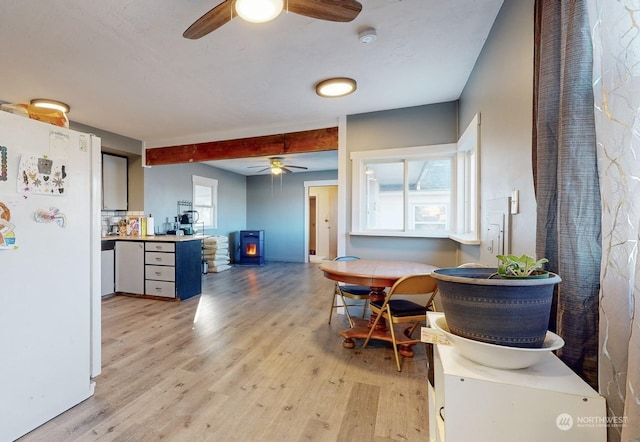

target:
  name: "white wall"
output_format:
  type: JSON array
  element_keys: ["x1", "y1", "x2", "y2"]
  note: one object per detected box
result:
[{"x1": 458, "y1": 0, "x2": 536, "y2": 264}]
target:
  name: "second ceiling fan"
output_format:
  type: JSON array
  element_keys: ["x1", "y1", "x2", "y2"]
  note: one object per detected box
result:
[
  {"x1": 183, "y1": 0, "x2": 363, "y2": 39},
  {"x1": 249, "y1": 157, "x2": 308, "y2": 175}
]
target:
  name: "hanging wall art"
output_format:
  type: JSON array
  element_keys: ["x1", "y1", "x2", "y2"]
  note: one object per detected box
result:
[
  {"x1": 17, "y1": 155, "x2": 67, "y2": 195},
  {"x1": 0, "y1": 200, "x2": 17, "y2": 249},
  {"x1": 1, "y1": 146, "x2": 7, "y2": 182},
  {"x1": 33, "y1": 207, "x2": 66, "y2": 228}
]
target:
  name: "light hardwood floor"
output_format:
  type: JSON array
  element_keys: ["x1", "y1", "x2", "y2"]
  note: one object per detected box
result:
[{"x1": 19, "y1": 262, "x2": 430, "y2": 441}]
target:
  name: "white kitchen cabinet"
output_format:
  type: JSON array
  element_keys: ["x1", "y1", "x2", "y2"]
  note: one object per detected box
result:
[
  {"x1": 100, "y1": 248, "x2": 115, "y2": 296},
  {"x1": 102, "y1": 153, "x2": 128, "y2": 210},
  {"x1": 428, "y1": 327, "x2": 606, "y2": 442},
  {"x1": 144, "y1": 242, "x2": 176, "y2": 299},
  {"x1": 112, "y1": 239, "x2": 201, "y2": 300},
  {"x1": 115, "y1": 241, "x2": 144, "y2": 294}
]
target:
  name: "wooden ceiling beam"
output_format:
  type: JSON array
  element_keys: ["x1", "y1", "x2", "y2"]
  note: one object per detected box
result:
[{"x1": 145, "y1": 127, "x2": 338, "y2": 166}]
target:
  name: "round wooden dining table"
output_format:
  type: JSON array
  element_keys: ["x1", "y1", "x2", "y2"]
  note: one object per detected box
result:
[{"x1": 319, "y1": 259, "x2": 438, "y2": 355}]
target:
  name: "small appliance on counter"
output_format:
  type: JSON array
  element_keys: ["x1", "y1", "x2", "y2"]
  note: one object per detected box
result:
[
  {"x1": 180, "y1": 210, "x2": 199, "y2": 225},
  {"x1": 109, "y1": 216, "x2": 121, "y2": 235}
]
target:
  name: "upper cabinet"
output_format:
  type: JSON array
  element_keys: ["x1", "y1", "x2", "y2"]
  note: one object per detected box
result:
[{"x1": 102, "y1": 153, "x2": 128, "y2": 210}]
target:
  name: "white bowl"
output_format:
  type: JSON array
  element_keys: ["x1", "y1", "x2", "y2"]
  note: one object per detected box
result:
[{"x1": 432, "y1": 316, "x2": 564, "y2": 370}]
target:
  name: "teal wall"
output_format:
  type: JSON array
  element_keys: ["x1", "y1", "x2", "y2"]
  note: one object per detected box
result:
[{"x1": 144, "y1": 162, "x2": 247, "y2": 238}]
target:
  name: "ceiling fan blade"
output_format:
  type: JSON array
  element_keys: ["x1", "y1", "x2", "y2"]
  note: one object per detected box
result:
[
  {"x1": 183, "y1": 1, "x2": 234, "y2": 39},
  {"x1": 284, "y1": 165, "x2": 309, "y2": 170},
  {"x1": 254, "y1": 167, "x2": 271, "y2": 173},
  {"x1": 281, "y1": 167, "x2": 293, "y2": 173},
  {"x1": 287, "y1": 0, "x2": 362, "y2": 22}
]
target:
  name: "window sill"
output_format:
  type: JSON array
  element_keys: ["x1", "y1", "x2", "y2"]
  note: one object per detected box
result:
[
  {"x1": 449, "y1": 233, "x2": 481, "y2": 245},
  {"x1": 349, "y1": 231, "x2": 450, "y2": 239},
  {"x1": 349, "y1": 230, "x2": 481, "y2": 245}
]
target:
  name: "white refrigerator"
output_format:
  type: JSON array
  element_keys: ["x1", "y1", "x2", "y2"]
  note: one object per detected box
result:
[{"x1": 0, "y1": 110, "x2": 101, "y2": 440}]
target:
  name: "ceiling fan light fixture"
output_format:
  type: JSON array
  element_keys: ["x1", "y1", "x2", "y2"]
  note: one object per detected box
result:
[
  {"x1": 315, "y1": 77, "x2": 357, "y2": 98},
  {"x1": 271, "y1": 166, "x2": 283, "y2": 175},
  {"x1": 30, "y1": 98, "x2": 70, "y2": 114},
  {"x1": 235, "y1": 0, "x2": 284, "y2": 23}
]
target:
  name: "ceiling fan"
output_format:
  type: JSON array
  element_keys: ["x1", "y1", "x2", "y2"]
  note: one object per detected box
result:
[
  {"x1": 249, "y1": 157, "x2": 309, "y2": 175},
  {"x1": 183, "y1": 0, "x2": 363, "y2": 39}
]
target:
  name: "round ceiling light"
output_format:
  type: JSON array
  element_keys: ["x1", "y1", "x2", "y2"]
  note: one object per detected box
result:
[
  {"x1": 358, "y1": 27, "x2": 377, "y2": 44},
  {"x1": 30, "y1": 98, "x2": 70, "y2": 113},
  {"x1": 315, "y1": 77, "x2": 357, "y2": 98},
  {"x1": 235, "y1": 0, "x2": 284, "y2": 23}
]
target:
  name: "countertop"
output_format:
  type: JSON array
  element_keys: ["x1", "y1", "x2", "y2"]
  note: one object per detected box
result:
[{"x1": 101, "y1": 234, "x2": 208, "y2": 242}]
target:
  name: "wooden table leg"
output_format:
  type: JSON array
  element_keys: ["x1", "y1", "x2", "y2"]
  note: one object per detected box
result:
[
  {"x1": 368, "y1": 286, "x2": 387, "y2": 331},
  {"x1": 399, "y1": 345, "x2": 415, "y2": 357},
  {"x1": 341, "y1": 286, "x2": 390, "y2": 349},
  {"x1": 340, "y1": 320, "x2": 420, "y2": 356}
]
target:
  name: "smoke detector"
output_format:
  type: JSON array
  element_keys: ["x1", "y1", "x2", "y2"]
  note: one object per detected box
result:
[{"x1": 358, "y1": 27, "x2": 377, "y2": 44}]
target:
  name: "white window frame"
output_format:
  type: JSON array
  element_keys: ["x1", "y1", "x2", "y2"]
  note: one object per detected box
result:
[
  {"x1": 350, "y1": 114, "x2": 480, "y2": 244},
  {"x1": 351, "y1": 144, "x2": 457, "y2": 238},
  {"x1": 452, "y1": 113, "x2": 480, "y2": 244},
  {"x1": 192, "y1": 175, "x2": 218, "y2": 229}
]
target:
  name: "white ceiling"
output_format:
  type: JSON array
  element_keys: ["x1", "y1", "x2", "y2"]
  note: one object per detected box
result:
[{"x1": 0, "y1": 0, "x2": 502, "y2": 175}]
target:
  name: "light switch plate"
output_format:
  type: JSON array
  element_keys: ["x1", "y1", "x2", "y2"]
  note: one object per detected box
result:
[{"x1": 510, "y1": 190, "x2": 519, "y2": 214}]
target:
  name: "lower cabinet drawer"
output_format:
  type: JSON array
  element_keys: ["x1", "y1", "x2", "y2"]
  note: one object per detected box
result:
[
  {"x1": 145, "y1": 280, "x2": 176, "y2": 298},
  {"x1": 146, "y1": 265, "x2": 175, "y2": 282},
  {"x1": 145, "y1": 251, "x2": 176, "y2": 266}
]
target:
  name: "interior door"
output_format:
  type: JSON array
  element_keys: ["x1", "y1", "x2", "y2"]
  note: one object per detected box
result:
[
  {"x1": 309, "y1": 196, "x2": 317, "y2": 255},
  {"x1": 310, "y1": 186, "x2": 337, "y2": 260}
]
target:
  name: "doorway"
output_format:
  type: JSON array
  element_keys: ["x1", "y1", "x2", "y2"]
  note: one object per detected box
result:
[{"x1": 305, "y1": 182, "x2": 338, "y2": 263}]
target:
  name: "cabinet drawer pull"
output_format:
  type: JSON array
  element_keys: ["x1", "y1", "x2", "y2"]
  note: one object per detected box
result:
[
  {"x1": 155, "y1": 257, "x2": 162, "y2": 261},
  {"x1": 155, "y1": 272, "x2": 162, "y2": 276}
]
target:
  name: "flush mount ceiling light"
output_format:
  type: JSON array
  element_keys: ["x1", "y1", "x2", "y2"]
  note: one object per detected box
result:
[
  {"x1": 315, "y1": 77, "x2": 357, "y2": 98},
  {"x1": 30, "y1": 99, "x2": 70, "y2": 114},
  {"x1": 235, "y1": 0, "x2": 284, "y2": 23},
  {"x1": 358, "y1": 27, "x2": 377, "y2": 44}
]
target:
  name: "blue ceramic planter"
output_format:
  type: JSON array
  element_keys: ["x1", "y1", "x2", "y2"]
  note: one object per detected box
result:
[{"x1": 432, "y1": 267, "x2": 562, "y2": 348}]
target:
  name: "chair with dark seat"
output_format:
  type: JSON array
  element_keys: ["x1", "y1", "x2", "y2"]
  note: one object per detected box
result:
[
  {"x1": 363, "y1": 274, "x2": 438, "y2": 371},
  {"x1": 328, "y1": 256, "x2": 373, "y2": 327}
]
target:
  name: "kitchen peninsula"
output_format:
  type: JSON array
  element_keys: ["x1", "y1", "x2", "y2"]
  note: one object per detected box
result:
[{"x1": 102, "y1": 235, "x2": 204, "y2": 301}]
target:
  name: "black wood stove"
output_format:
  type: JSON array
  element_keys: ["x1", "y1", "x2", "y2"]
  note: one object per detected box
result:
[{"x1": 237, "y1": 230, "x2": 265, "y2": 265}]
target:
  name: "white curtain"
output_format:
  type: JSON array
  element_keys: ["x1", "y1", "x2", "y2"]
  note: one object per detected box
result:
[{"x1": 589, "y1": 1, "x2": 640, "y2": 441}]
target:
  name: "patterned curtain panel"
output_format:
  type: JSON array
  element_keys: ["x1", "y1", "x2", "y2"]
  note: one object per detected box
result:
[
  {"x1": 533, "y1": 0, "x2": 601, "y2": 389},
  {"x1": 589, "y1": 1, "x2": 640, "y2": 440}
]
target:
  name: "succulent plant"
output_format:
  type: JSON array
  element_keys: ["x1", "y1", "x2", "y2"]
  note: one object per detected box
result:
[{"x1": 496, "y1": 254, "x2": 549, "y2": 278}]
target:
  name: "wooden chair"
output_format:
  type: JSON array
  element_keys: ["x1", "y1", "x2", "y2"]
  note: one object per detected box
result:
[
  {"x1": 363, "y1": 274, "x2": 438, "y2": 371},
  {"x1": 328, "y1": 256, "x2": 373, "y2": 327}
]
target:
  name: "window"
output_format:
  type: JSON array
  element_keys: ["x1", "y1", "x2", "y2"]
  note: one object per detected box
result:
[
  {"x1": 351, "y1": 114, "x2": 480, "y2": 242},
  {"x1": 352, "y1": 145, "x2": 455, "y2": 237},
  {"x1": 192, "y1": 175, "x2": 218, "y2": 229},
  {"x1": 455, "y1": 114, "x2": 480, "y2": 242}
]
